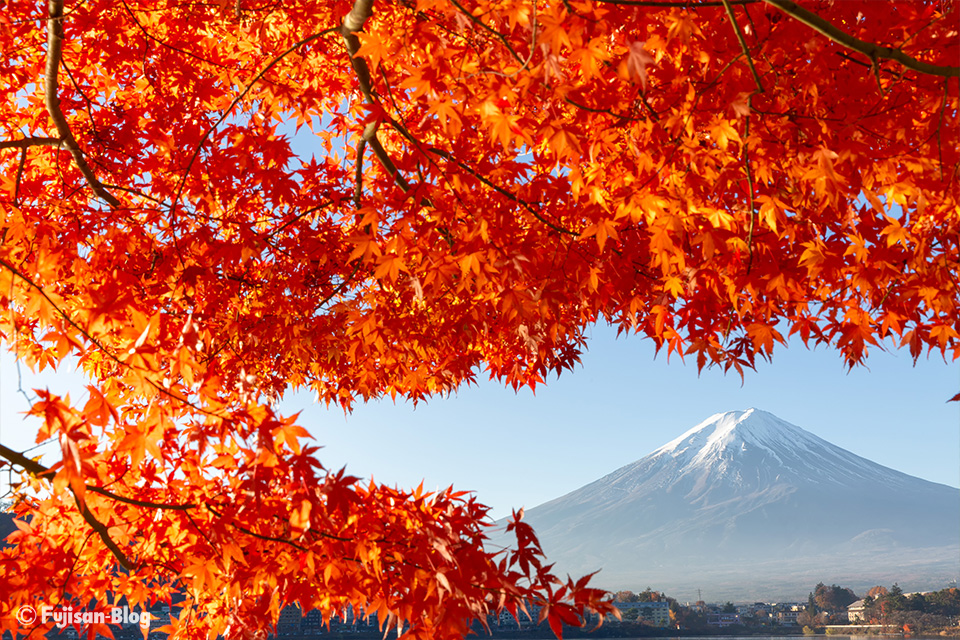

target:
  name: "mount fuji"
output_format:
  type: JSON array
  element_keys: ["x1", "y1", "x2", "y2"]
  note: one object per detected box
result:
[{"x1": 508, "y1": 409, "x2": 959, "y2": 600}]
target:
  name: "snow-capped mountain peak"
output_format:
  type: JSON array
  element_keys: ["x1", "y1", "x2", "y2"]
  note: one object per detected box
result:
[
  {"x1": 648, "y1": 408, "x2": 897, "y2": 487},
  {"x1": 505, "y1": 409, "x2": 959, "y2": 599},
  {"x1": 657, "y1": 408, "x2": 796, "y2": 458}
]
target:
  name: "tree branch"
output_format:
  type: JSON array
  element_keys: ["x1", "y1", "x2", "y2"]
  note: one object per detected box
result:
[
  {"x1": 0, "y1": 442, "x2": 135, "y2": 569},
  {"x1": 721, "y1": 0, "x2": 764, "y2": 92},
  {"x1": 13, "y1": 147, "x2": 26, "y2": 207},
  {"x1": 0, "y1": 442, "x2": 197, "y2": 511},
  {"x1": 73, "y1": 493, "x2": 136, "y2": 570},
  {"x1": 763, "y1": 0, "x2": 960, "y2": 78},
  {"x1": 447, "y1": 0, "x2": 524, "y2": 65},
  {"x1": 936, "y1": 78, "x2": 948, "y2": 181},
  {"x1": 171, "y1": 27, "x2": 339, "y2": 218},
  {"x1": 0, "y1": 137, "x2": 61, "y2": 150},
  {"x1": 341, "y1": 0, "x2": 376, "y2": 103},
  {"x1": 355, "y1": 138, "x2": 367, "y2": 210},
  {"x1": 0, "y1": 256, "x2": 227, "y2": 420},
  {"x1": 426, "y1": 147, "x2": 579, "y2": 237},
  {"x1": 44, "y1": 0, "x2": 120, "y2": 207},
  {"x1": 340, "y1": 0, "x2": 412, "y2": 193},
  {"x1": 743, "y1": 94, "x2": 757, "y2": 273}
]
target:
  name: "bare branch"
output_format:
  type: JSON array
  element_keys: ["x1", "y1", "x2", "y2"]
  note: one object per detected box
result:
[
  {"x1": 44, "y1": 0, "x2": 120, "y2": 207},
  {"x1": 764, "y1": 0, "x2": 960, "y2": 78}
]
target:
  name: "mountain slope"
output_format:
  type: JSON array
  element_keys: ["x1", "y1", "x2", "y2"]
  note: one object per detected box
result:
[{"x1": 511, "y1": 409, "x2": 959, "y2": 599}]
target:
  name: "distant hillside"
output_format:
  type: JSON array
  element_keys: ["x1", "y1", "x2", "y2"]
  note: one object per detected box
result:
[
  {"x1": 497, "y1": 409, "x2": 960, "y2": 601},
  {"x1": 0, "y1": 511, "x2": 15, "y2": 542}
]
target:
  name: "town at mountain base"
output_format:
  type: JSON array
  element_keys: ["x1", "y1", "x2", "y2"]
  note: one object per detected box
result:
[{"x1": 500, "y1": 409, "x2": 959, "y2": 601}]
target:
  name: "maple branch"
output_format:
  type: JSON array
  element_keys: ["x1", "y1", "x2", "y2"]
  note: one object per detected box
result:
[
  {"x1": 313, "y1": 261, "x2": 363, "y2": 312},
  {"x1": 73, "y1": 493, "x2": 136, "y2": 570},
  {"x1": 0, "y1": 442, "x2": 135, "y2": 569},
  {"x1": 721, "y1": 0, "x2": 764, "y2": 93},
  {"x1": 0, "y1": 256, "x2": 227, "y2": 420},
  {"x1": 261, "y1": 199, "x2": 341, "y2": 241},
  {"x1": 341, "y1": 0, "x2": 376, "y2": 104},
  {"x1": 447, "y1": 0, "x2": 524, "y2": 65},
  {"x1": 43, "y1": 0, "x2": 120, "y2": 208},
  {"x1": 936, "y1": 78, "x2": 948, "y2": 181},
  {"x1": 563, "y1": 97, "x2": 642, "y2": 122},
  {"x1": 341, "y1": 0, "x2": 412, "y2": 193},
  {"x1": 763, "y1": 0, "x2": 960, "y2": 78},
  {"x1": 0, "y1": 136, "x2": 61, "y2": 150},
  {"x1": 119, "y1": 0, "x2": 234, "y2": 70},
  {"x1": 0, "y1": 443, "x2": 51, "y2": 478},
  {"x1": 172, "y1": 27, "x2": 339, "y2": 217},
  {"x1": 13, "y1": 147, "x2": 26, "y2": 207},
  {"x1": 426, "y1": 147, "x2": 578, "y2": 237},
  {"x1": 205, "y1": 503, "x2": 355, "y2": 550},
  {"x1": 0, "y1": 442, "x2": 196, "y2": 511},
  {"x1": 355, "y1": 138, "x2": 367, "y2": 209}
]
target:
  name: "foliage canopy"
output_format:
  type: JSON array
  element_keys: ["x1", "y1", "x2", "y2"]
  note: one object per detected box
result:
[{"x1": 0, "y1": 0, "x2": 957, "y2": 637}]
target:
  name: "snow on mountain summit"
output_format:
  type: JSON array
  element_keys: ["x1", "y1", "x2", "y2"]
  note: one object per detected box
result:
[
  {"x1": 658, "y1": 408, "x2": 813, "y2": 459},
  {"x1": 648, "y1": 407, "x2": 907, "y2": 488}
]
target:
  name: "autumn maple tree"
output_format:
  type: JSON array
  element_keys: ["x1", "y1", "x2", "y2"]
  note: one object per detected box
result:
[{"x1": 0, "y1": 0, "x2": 957, "y2": 636}]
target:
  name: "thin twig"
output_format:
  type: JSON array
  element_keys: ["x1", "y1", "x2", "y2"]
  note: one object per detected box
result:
[
  {"x1": 313, "y1": 261, "x2": 362, "y2": 313},
  {"x1": 447, "y1": 0, "x2": 524, "y2": 65},
  {"x1": 564, "y1": 96, "x2": 642, "y2": 121},
  {"x1": 721, "y1": 0, "x2": 764, "y2": 93},
  {"x1": 0, "y1": 256, "x2": 227, "y2": 419},
  {"x1": 763, "y1": 0, "x2": 960, "y2": 78},
  {"x1": 596, "y1": 0, "x2": 757, "y2": 5},
  {"x1": 936, "y1": 78, "x2": 948, "y2": 181},
  {"x1": 170, "y1": 27, "x2": 339, "y2": 218},
  {"x1": 426, "y1": 146, "x2": 578, "y2": 237},
  {"x1": 0, "y1": 442, "x2": 197, "y2": 511},
  {"x1": 261, "y1": 199, "x2": 340, "y2": 241},
  {"x1": 61, "y1": 57, "x2": 103, "y2": 144},
  {"x1": 639, "y1": 94, "x2": 661, "y2": 121}
]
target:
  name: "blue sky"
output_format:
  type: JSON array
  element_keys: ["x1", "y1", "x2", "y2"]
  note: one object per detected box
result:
[{"x1": 3, "y1": 323, "x2": 955, "y2": 518}]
